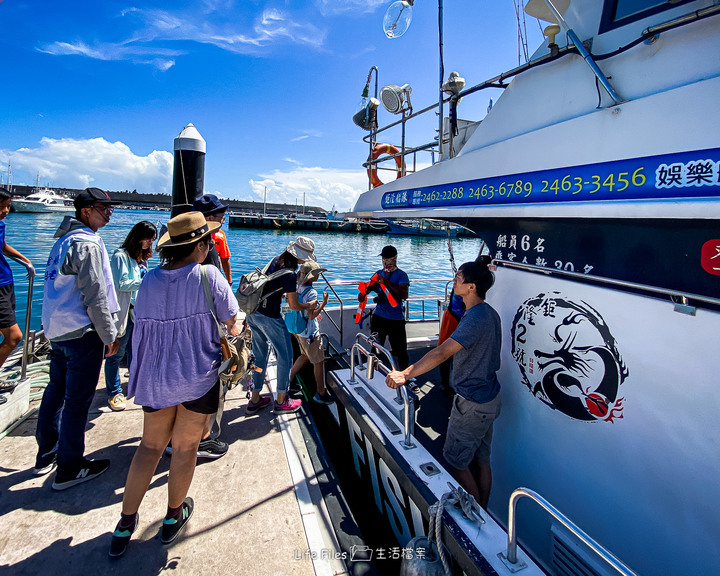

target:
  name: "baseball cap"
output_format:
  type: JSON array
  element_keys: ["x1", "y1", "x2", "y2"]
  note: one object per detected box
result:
[
  {"x1": 73, "y1": 187, "x2": 122, "y2": 209},
  {"x1": 380, "y1": 245, "x2": 397, "y2": 258}
]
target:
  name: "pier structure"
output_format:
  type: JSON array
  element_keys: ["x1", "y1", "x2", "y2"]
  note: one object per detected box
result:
[
  {"x1": 229, "y1": 213, "x2": 389, "y2": 234},
  {"x1": 0, "y1": 362, "x2": 348, "y2": 575}
]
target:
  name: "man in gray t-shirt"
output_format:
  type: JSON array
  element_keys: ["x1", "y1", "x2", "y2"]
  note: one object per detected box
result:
[{"x1": 386, "y1": 259, "x2": 501, "y2": 509}]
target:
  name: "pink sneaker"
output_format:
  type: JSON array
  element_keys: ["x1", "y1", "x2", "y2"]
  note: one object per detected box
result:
[{"x1": 273, "y1": 397, "x2": 302, "y2": 414}]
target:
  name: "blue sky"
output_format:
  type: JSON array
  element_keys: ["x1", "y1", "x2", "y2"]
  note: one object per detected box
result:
[{"x1": 0, "y1": 1, "x2": 543, "y2": 211}]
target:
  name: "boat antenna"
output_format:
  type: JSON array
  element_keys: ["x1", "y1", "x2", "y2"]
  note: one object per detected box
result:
[{"x1": 514, "y1": 0, "x2": 530, "y2": 64}]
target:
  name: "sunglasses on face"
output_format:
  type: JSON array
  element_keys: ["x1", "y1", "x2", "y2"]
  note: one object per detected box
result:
[{"x1": 92, "y1": 204, "x2": 114, "y2": 216}]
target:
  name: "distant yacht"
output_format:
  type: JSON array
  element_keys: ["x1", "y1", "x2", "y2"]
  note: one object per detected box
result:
[{"x1": 12, "y1": 189, "x2": 74, "y2": 213}]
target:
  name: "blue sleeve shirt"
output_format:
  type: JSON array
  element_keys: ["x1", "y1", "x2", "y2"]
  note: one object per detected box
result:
[
  {"x1": 450, "y1": 302, "x2": 502, "y2": 404},
  {"x1": 0, "y1": 221, "x2": 14, "y2": 287},
  {"x1": 372, "y1": 268, "x2": 409, "y2": 321}
]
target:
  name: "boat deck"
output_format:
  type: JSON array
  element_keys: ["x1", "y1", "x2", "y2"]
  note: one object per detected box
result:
[{"x1": 0, "y1": 368, "x2": 347, "y2": 576}]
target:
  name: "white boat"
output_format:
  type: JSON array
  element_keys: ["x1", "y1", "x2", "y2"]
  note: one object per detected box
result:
[
  {"x1": 316, "y1": 1, "x2": 720, "y2": 575},
  {"x1": 12, "y1": 189, "x2": 74, "y2": 213}
]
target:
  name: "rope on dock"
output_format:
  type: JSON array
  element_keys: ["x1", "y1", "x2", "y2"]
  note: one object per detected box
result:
[{"x1": 427, "y1": 483, "x2": 486, "y2": 575}]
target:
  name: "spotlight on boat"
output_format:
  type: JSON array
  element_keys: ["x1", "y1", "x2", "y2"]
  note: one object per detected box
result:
[
  {"x1": 380, "y1": 84, "x2": 412, "y2": 114},
  {"x1": 441, "y1": 71, "x2": 466, "y2": 96},
  {"x1": 524, "y1": 0, "x2": 571, "y2": 23},
  {"x1": 383, "y1": 0, "x2": 414, "y2": 39},
  {"x1": 353, "y1": 98, "x2": 380, "y2": 131}
]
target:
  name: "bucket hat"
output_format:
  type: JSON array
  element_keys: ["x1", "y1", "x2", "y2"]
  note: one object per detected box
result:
[
  {"x1": 192, "y1": 194, "x2": 227, "y2": 216},
  {"x1": 286, "y1": 236, "x2": 316, "y2": 261},
  {"x1": 299, "y1": 261, "x2": 327, "y2": 285},
  {"x1": 73, "y1": 187, "x2": 122, "y2": 209},
  {"x1": 157, "y1": 211, "x2": 220, "y2": 248}
]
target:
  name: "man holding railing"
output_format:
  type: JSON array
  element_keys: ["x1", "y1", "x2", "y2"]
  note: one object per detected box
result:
[
  {"x1": 385, "y1": 259, "x2": 501, "y2": 509},
  {"x1": 0, "y1": 187, "x2": 34, "y2": 372}
]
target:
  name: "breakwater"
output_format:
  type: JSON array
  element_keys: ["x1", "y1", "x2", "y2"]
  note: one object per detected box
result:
[{"x1": 228, "y1": 214, "x2": 389, "y2": 234}]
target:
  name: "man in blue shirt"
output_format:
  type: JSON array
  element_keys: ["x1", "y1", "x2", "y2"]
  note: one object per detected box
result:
[
  {"x1": 0, "y1": 187, "x2": 34, "y2": 370},
  {"x1": 386, "y1": 260, "x2": 501, "y2": 509},
  {"x1": 370, "y1": 245, "x2": 410, "y2": 370}
]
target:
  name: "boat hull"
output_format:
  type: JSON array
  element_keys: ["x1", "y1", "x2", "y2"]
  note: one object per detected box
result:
[{"x1": 12, "y1": 201, "x2": 73, "y2": 213}]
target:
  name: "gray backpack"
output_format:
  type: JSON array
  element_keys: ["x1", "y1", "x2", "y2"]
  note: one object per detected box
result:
[{"x1": 235, "y1": 261, "x2": 293, "y2": 315}]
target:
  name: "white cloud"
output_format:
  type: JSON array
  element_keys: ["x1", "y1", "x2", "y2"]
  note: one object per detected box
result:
[
  {"x1": 39, "y1": 6, "x2": 326, "y2": 68},
  {"x1": 248, "y1": 166, "x2": 370, "y2": 212},
  {"x1": 314, "y1": 0, "x2": 387, "y2": 16},
  {"x1": 4, "y1": 137, "x2": 173, "y2": 194},
  {"x1": 39, "y1": 39, "x2": 182, "y2": 70}
]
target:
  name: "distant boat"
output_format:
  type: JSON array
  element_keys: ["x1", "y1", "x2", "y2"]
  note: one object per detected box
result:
[
  {"x1": 385, "y1": 218, "x2": 458, "y2": 237},
  {"x1": 12, "y1": 189, "x2": 74, "y2": 213}
]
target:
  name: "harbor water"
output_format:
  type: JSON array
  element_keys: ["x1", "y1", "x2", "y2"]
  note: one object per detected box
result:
[{"x1": 5, "y1": 208, "x2": 486, "y2": 334}]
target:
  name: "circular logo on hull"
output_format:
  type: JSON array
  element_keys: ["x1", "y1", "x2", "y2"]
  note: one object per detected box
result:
[{"x1": 511, "y1": 292, "x2": 628, "y2": 422}]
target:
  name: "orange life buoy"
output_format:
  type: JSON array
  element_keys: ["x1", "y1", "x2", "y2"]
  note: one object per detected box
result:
[{"x1": 367, "y1": 143, "x2": 402, "y2": 188}]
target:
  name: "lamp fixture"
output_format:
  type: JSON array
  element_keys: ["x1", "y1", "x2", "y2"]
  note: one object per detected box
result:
[
  {"x1": 380, "y1": 84, "x2": 412, "y2": 114},
  {"x1": 383, "y1": 1, "x2": 414, "y2": 39}
]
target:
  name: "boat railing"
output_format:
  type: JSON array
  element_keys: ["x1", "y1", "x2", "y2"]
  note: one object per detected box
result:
[
  {"x1": 500, "y1": 487, "x2": 639, "y2": 576},
  {"x1": 495, "y1": 259, "x2": 720, "y2": 310},
  {"x1": 318, "y1": 277, "x2": 451, "y2": 347},
  {"x1": 362, "y1": 4, "x2": 720, "y2": 185},
  {"x1": 348, "y1": 333, "x2": 415, "y2": 449}
]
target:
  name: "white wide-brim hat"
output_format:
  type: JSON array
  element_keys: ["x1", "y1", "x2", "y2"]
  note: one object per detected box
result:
[{"x1": 286, "y1": 236, "x2": 316, "y2": 261}]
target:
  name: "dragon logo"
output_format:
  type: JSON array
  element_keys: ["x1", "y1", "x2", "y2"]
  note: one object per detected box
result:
[{"x1": 510, "y1": 292, "x2": 628, "y2": 422}]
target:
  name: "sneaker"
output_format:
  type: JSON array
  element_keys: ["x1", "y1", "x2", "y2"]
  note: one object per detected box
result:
[
  {"x1": 33, "y1": 451, "x2": 57, "y2": 476},
  {"x1": 52, "y1": 459, "x2": 110, "y2": 491},
  {"x1": 109, "y1": 513, "x2": 139, "y2": 559},
  {"x1": 246, "y1": 395, "x2": 271, "y2": 414},
  {"x1": 313, "y1": 392, "x2": 335, "y2": 405},
  {"x1": 196, "y1": 438, "x2": 228, "y2": 459},
  {"x1": 161, "y1": 497, "x2": 194, "y2": 545},
  {"x1": 164, "y1": 442, "x2": 173, "y2": 456},
  {"x1": 273, "y1": 397, "x2": 302, "y2": 414},
  {"x1": 289, "y1": 380, "x2": 303, "y2": 394},
  {"x1": 108, "y1": 393, "x2": 127, "y2": 412}
]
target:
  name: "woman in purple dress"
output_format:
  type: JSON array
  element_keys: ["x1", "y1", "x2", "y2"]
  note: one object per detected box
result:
[{"x1": 109, "y1": 212, "x2": 239, "y2": 558}]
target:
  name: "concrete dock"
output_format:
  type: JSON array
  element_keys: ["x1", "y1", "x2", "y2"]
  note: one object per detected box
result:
[{"x1": 0, "y1": 368, "x2": 347, "y2": 576}]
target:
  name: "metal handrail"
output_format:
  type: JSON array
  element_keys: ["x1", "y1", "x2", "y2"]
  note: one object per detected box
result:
[
  {"x1": 319, "y1": 273, "x2": 343, "y2": 338},
  {"x1": 495, "y1": 259, "x2": 720, "y2": 307},
  {"x1": 8, "y1": 256, "x2": 35, "y2": 380},
  {"x1": 321, "y1": 277, "x2": 453, "y2": 345},
  {"x1": 348, "y1": 333, "x2": 415, "y2": 449},
  {"x1": 503, "y1": 488, "x2": 638, "y2": 576}
]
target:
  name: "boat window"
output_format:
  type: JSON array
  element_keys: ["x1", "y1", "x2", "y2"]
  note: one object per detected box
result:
[{"x1": 599, "y1": 0, "x2": 694, "y2": 33}]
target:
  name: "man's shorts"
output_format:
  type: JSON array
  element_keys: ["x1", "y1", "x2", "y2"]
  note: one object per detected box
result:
[
  {"x1": 142, "y1": 379, "x2": 220, "y2": 415},
  {"x1": 295, "y1": 334, "x2": 324, "y2": 364},
  {"x1": 0, "y1": 284, "x2": 17, "y2": 329},
  {"x1": 443, "y1": 393, "x2": 502, "y2": 470}
]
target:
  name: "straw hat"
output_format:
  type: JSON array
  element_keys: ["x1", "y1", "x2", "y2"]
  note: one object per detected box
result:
[
  {"x1": 299, "y1": 261, "x2": 327, "y2": 285},
  {"x1": 286, "y1": 236, "x2": 316, "y2": 261},
  {"x1": 157, "y1": 211, "x2": 221, "y2": 248}
]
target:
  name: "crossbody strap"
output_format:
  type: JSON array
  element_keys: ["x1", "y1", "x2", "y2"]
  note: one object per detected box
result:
[{"x1": 200, "y1": 265, "x2": 225, "y2": 339}]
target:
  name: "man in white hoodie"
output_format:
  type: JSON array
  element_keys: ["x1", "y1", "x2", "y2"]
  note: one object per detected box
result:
[{"x1": 34, "y1": 187, "x2": 121, "y2": 490}]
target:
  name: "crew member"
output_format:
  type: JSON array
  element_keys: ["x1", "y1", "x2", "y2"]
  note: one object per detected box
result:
[
  {"x1": 370, "y1": 245, "x2": 410, "y2": 370},
  {"x1": 385, "y1": 260, "x2": 501, "y2": 509}
]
